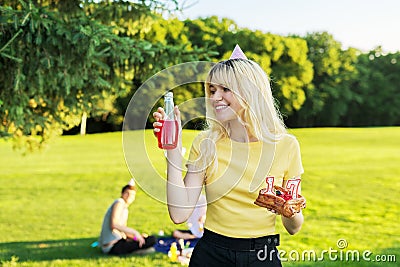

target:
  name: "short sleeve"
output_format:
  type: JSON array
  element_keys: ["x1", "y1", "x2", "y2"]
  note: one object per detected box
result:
[
  {"x1": 285, "y1": 136, "x2": 304, "y2": 180},
  {"x1": 186, "y1": 133, "x2": 202, "y2": 167},
  {"x1": 186, "y1": 131, "x2": 216, "y2": 176}
]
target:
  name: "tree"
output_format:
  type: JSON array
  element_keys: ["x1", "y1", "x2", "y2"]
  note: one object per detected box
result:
[
  {"x1": 346, "y1": 48, "x2": 400, "y2": 126},
  {"x1": 0, "y1": 0, "x2": 212, "y2": 151},
  {"x1": 184, "y1": 18, "x2": 314, "y2": 117},
  {"x1": 287, "y1": 32, "x2": 358, "y2": 127},
  {"x1": 183, "y1": 16, "x2": 239, "y2": 53},
  {"x1": 92, "y1": 8, "x2": 217, "y2": 130}
]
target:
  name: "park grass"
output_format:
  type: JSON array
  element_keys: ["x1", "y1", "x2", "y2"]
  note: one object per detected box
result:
[{"x1": 0, "y1": 127, "x2": 399, "y2": 266}]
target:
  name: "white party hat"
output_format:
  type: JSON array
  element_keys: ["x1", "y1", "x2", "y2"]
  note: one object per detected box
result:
[
  {"x1": 229, "y1": 44, "x2": 248, "y2": 60},
  {"x1": 128, "y1": 178, "x2": 135, "y2": 186}
]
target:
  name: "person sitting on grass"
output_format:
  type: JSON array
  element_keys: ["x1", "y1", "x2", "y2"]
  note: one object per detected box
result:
[
  {"x1": 99, "y1": 179, "x2": 156, "y2": 255},
  {"x1": 172, "y1": 194, "x2": 207, "y2": 240}
]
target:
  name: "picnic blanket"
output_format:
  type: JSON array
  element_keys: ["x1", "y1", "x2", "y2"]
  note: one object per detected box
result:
[{"x1": 153, "y1": 237, "x2": 199, "y2": 254}]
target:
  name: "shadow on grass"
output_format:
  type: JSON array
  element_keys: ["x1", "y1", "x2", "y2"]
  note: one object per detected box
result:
[
  {"x1": 0, "y1": 237, "x2": 171, "y2": 265},
  {"x1": 1, "y1": 238, "x2": 398, "y2": 266},
  {"x1": 0, "y1": 237, "x2": 105, "y2": 262}
]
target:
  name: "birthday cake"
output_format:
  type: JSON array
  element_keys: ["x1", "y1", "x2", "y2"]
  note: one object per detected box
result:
[{"x1": 254, "y1": 185, "x2": 306, "y2": 217}]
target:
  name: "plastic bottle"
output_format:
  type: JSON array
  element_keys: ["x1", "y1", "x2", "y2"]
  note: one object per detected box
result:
[
  {"x1": 157, "y1": 92, "x2": 178, "y2": 149},
  {"x1": 169, "y1": 242, "x2": 178, "y2": 261}
]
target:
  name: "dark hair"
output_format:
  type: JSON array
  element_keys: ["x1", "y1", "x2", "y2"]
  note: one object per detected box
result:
[
  {"x1": 121, "y1": 184, "x2": 136, "y2": 194},
  {"x1": 219, "y1": 58, "x2": 253, "y2": 68},
  {"x1": 207, "y1": 58, "x2": 255, "y2": 85}
]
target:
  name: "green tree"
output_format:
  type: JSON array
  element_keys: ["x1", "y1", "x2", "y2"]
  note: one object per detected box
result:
[
  {"x1": 184, "y1": 17, "x2": 314, "y2": 116},
  {"x1": 346, "y1": 48, "x2": 400, "y2": 126},
  {"x1": 183, "y1": 16, "x2": 239, "y2": 54},
  {"x1": 80, "y1": 1, "x2": 215, "y2": 130},
  {"x1": 287, "y1": 32, "x2": 358, "y2": 127},
  {"x1": 230, "y1": 30, "x2": 314, "y2": 116},
  {"x1": 0, "y1": 0, "x2": 212, "y2": 150}
]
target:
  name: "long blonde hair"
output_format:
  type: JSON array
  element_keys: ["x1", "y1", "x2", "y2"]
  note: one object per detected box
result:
[{"x1": 194, "y1": 59, "x2": 287, "y2": 176}]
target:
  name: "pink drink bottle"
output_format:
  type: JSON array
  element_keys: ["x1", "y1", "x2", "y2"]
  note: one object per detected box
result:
[{"x1": 158, "y1": 92, "x2": 178, "y2": 149}]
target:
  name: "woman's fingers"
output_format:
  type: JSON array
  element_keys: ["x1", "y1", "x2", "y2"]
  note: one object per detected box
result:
[
  {"x1": 153, "y1": 112, "x2": 162, "y2": 121},
  {"x1": 153, "y1": 121, "x2": 162, "y2": 131},
  {"x1": 140, "y1": 237, "x2": 145, "y2": 247},
  {"x1": 157, "y1": 107, "x2": 165, "y2": 118},
  {"x1": 174, "y1": 106, "x2": 182, "y2": 129},
  {"x1": 153, "y1": 107, "x2": 165, "y2": 136},
  {"x1": 153, "y1": 107, "x2": 165, "y2": 120},
  {"x1": 267, "y1": 208, "x2": 277, "y2": 214}
]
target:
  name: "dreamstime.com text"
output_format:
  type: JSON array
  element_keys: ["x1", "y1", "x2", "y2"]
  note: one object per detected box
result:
[{"x1": 256, "y1": 239, "x2": 397, "y2": 263}]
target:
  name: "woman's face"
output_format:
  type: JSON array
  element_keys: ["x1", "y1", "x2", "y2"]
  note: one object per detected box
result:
[
  {"x1": 209, "y1": 84, "x2": 243, "y2": 123},
  {"x1": 122, "y1": 189, "x2": 136, "y2": 205}
]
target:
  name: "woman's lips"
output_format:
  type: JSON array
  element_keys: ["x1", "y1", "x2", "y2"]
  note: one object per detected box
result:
[{"x1": 215, "y1": 105, "x2": 228, "y2": 111}]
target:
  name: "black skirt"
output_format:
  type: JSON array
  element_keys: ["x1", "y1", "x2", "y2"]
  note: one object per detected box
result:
[{"x1": 189, "y1": 229, "x2": 282, "y2": 267}]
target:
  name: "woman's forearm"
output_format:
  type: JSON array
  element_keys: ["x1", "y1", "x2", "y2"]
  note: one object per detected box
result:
[
  {"x1": 281, "y1": 212, "x2": 304, "y2": 235},
  {"x1": 166, "y1": 147, "x2": 190, "y2": 223},
  {"x1": 166, "y1": 148, "x2": 203, "y2": 224}
]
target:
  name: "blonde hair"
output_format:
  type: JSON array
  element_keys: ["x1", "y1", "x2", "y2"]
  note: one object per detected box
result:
[{"x1": 195, "y1": 59, "x2": 287, "y2": 175}]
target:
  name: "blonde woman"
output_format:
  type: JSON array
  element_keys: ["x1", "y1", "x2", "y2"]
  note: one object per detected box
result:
[{"x1": 153, "y1": 46, "x2": 305, "y2": 266}]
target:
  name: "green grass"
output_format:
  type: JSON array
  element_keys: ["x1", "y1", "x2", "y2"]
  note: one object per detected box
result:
[{"x1": 0, "y1": 128, "x2": 399, "y2": 266}]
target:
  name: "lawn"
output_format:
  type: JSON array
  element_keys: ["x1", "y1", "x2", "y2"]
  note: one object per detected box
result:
[{"x1": 0, "y1": 127, "x2": 399, "y2": 266}]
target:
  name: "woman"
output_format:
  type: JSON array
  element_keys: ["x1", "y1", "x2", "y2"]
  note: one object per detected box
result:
[
  {"x1": 99, "y1": 180, "x2": 156, "y2": 255},
  {"x1": 153, "y1": 46, "x2": 305, "y2": 266}
]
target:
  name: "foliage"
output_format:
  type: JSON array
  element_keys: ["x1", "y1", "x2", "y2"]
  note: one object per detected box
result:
[
  {"x1": 286, "y1": 32, "x2": 359, "y2": 127},
  {"x1": 1, "y1": 1, "x2": 131, "y2": 150},
  {"x1": 346, "y1": 48, "x2": 400, "y2": 126},
  {"x1": 0, "y1": 0, "x2": 213, "y2": 151},
  {"x1": 103, "y1": 11, "x2": 218, "y2": 130},
  {"x1": 235, "y1": 30, "x2": 314, "y2": 115},
  {"x1": 183, "y1": 17, "x2": 314, "y2": 115}
]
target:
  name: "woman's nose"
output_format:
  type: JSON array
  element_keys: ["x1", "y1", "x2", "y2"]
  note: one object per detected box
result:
[{"x1": 213, "y1": 90, "x2": 223, "y2": 101}]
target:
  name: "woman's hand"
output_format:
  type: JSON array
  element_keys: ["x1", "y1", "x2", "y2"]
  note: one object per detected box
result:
[
  {"x1": 254, "y1": 189, "x2": 306, "y2": 218},
  {"x1": 135, "y1": 232, "x2": 146, "y2": 247},
  {"x1": 152, "y1": 107, "x2": 165, "y2": 136},
  {"x1": 153, "y1": 106, "x2": 182, "y2": 134},
  {"x1": 153, "y1": 106, "x2": 182, "y2": 150},
  {"x1": 129, "y1": 230, "x2": 145, "y2": 247}
]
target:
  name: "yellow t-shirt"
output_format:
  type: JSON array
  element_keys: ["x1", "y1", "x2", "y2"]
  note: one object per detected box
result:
[{"x1": 187, "y1": 132, "x2": 304, "y2": 238}]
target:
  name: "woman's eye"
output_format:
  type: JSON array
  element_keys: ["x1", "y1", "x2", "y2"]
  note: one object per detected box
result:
[
  {"x1": 223, "y1": 87, "x2": 231, "y2": 92},
  {"x1": 209, "y1": 90, "x2": 216, "y2": 95}
]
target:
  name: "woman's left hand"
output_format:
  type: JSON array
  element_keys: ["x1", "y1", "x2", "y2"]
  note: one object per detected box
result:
[{"x1": 134, "y1": 232, "x2": 145, "y2": 247}]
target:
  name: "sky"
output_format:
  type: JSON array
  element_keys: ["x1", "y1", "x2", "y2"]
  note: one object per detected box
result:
[{"x1": 175, "y1": 0, "x2": 400, "y2": 53}]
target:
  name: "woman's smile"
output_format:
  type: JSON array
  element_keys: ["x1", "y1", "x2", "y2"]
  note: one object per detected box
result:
[{"x1": 214, "y1": 104, "x2": 229, "y2": 111}]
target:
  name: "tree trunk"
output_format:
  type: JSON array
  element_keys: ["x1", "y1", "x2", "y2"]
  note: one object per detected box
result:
[{"x1": 80, "y1": 112, "x2": 87, "y2": 136}]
